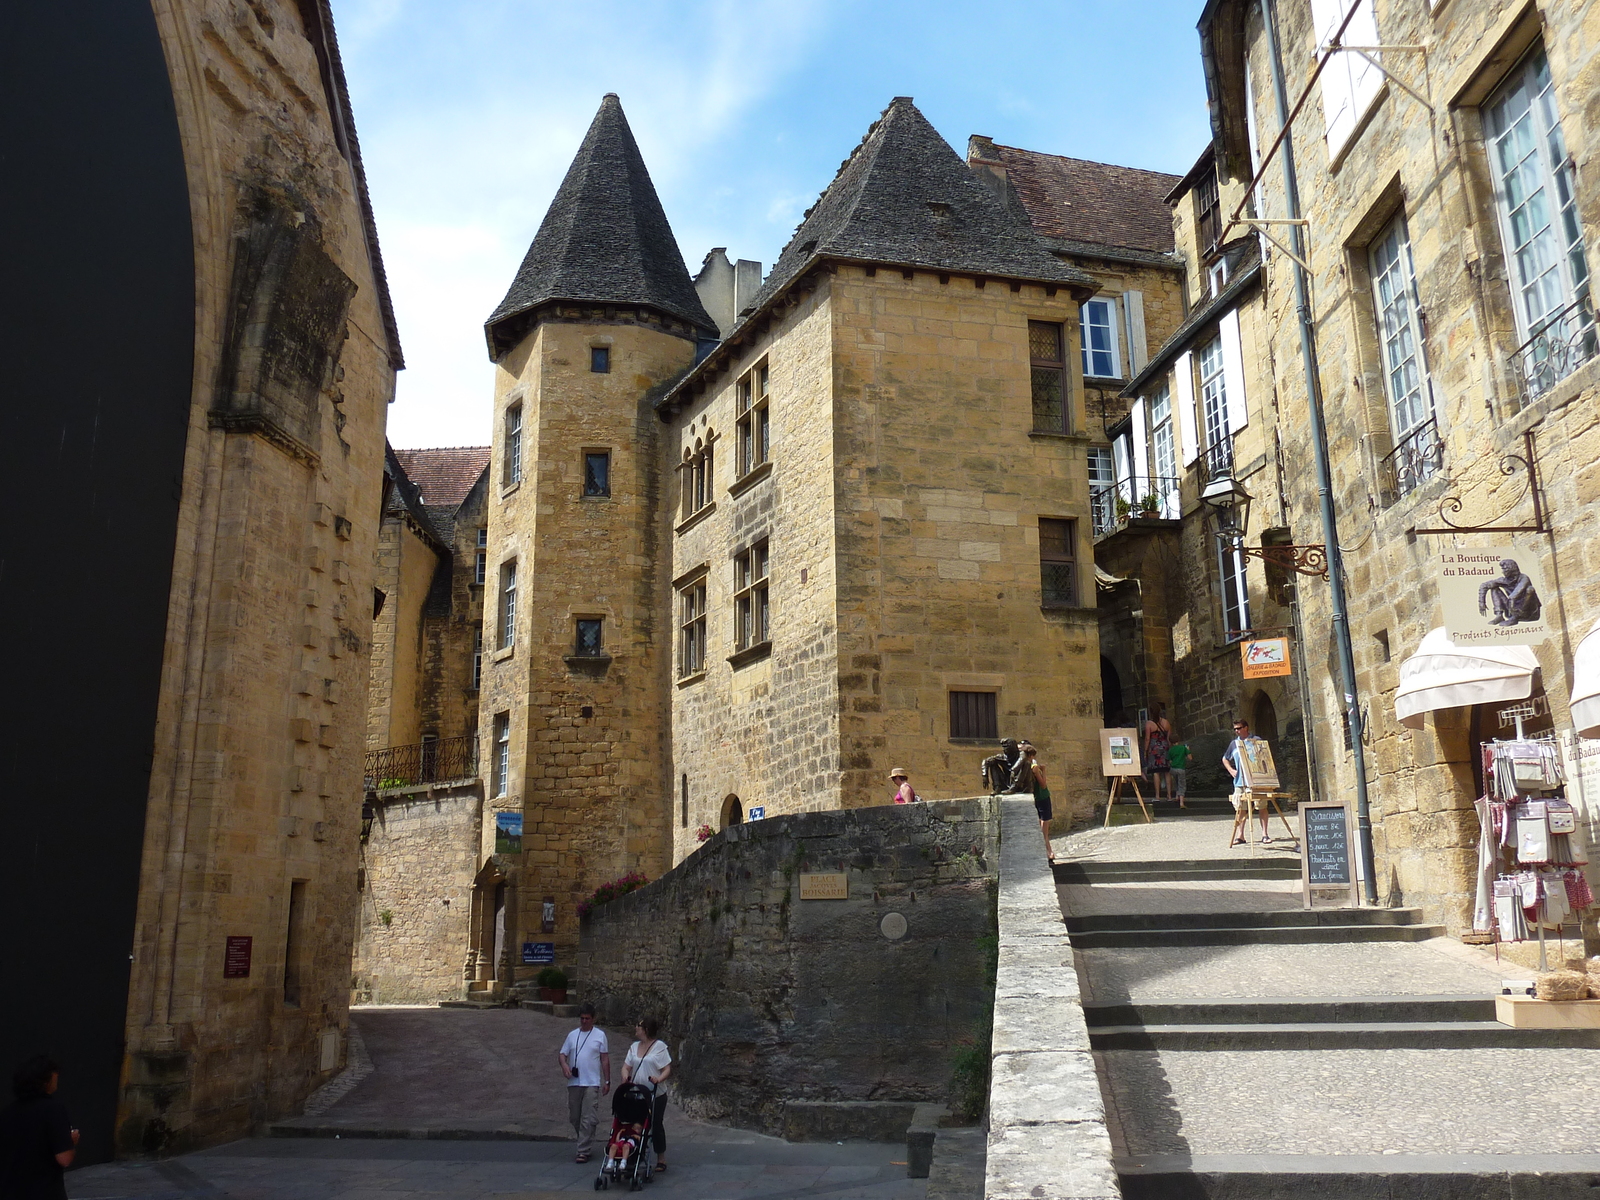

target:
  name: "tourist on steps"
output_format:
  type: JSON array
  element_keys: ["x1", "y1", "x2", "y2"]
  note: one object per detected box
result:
[
  {"x1": 621, "y1": 1017, "x2": 672, "y2": 1171},
  {"x1": 1168, "y1": 739, "x2": 1191, "y2": 808},
  {"x1": 559, "y1": 1002, "x2": 610, "y2": 1163},
  {"x1": 1143, "y1": 702, "x2": 1174, "y2": 803},
  {"x1": 1223, "y1": 719, "x2": 1271, "y2": 846}
]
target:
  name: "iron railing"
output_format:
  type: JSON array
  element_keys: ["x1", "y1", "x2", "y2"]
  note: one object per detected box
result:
[
  {"x1": 1200, "y1": 438, "x2": 1234, "y2": 485},
  {"x1": 365, "y1": 734, "x2": 478, "y2": 790},
  {"x1": 1090, "y1": 475, "x2": 1183, "y2": 536},
  {"x1": 1513, "y1": 295, "x2": 1598, "y2": 402},
  {"x1": 1380, "y1": 417, "x2": 1445, "y2": 500}
]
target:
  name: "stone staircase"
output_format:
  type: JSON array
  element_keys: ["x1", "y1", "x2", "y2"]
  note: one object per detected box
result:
[{"x1": 1064, "y1": 905, "x2": 1445, "y2": 948}]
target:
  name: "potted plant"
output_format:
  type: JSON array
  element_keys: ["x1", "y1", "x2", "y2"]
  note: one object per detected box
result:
[
  {"x1": 537, "y1": 966, "x2": 568, "y2": 1004},
  {"x1": 1138, "y1": 492, "x2": 1162, "y2": 517},
  {"x1": 1114, "y1": 494, "x2": 1132, "y2": 524}
]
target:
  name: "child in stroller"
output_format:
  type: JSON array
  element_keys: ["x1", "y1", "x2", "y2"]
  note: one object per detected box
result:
[{"x1": 595, "y1": 1081, "x2": 654, "y2": 1190}]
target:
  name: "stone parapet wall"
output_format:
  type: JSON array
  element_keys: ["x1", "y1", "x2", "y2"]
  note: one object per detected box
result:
[{"x1": 576, "y1": 799, "x2": 999, "y2": 1138}]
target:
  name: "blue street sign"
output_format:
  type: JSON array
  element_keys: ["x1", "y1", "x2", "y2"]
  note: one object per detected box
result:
[{"x1": 524, "y1": 941, "x2": 555, "y2": 964}]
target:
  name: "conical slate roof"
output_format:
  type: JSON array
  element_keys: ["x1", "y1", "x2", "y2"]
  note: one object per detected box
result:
[
  {"x1": 485, "y1": 94, "x2": 715, "y2": 358},
  {"x1": 745, "y1": 97, "x2": 1095, "y2": 314}
]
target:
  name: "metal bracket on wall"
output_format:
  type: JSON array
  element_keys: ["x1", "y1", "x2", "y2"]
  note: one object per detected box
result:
[
  {"x1": 1240, "y1": 543, "x2": 1330, "y2": 579},
  {"x1": 1334, "y1": 45, "x2": 1433, "y2": 112},
  {"x1": 1413, "y1": 430, "x2": 1548, "y2": 535}
]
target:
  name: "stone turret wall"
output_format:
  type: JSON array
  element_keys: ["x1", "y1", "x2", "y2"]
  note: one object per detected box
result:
[{"x1": 576, "y1": 799, "x2": 999, "y2": 1138}]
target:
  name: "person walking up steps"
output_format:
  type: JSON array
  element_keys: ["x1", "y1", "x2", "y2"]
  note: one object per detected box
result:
[
  {"x1": 1144, "y1": 702, "x2": 1174, "y2": 802},
  {"x1": 1168, "y1": 738, "x2": 1191, "y2": 808},
  {"x1": 558, "y1": 1003, "x2": 610, "y2": 1163}
]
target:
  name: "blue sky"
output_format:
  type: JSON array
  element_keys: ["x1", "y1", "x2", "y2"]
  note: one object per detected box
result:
[{"x1": 338, "y1": 0, "x2": 1212, "y2": 449}]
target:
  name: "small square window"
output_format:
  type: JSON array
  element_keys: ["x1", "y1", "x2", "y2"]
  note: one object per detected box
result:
[
  {"x1": 584, "y1": 451, "x2": 611, "y2": 497},
  {"x1": 575, "y1": 618, "x2": 604, "y2": 657},
  {"x1": 950, "y1": 691, "x2": 998, "y2": 740},
  {"x1": 591, "y1": 346, "x2": 610, "y2": 373}
]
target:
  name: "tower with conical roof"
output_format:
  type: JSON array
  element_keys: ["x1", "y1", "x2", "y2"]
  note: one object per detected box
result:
[{"x1": 475, "y1": 94, "x2": 715, "y2": 970}]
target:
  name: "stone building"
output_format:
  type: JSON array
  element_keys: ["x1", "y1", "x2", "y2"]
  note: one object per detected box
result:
[
  {"x1": 356, "y1": 445, "x2": 494, "y2": 1004},
  {"x1": 1162, "y1": 0, "x2": 1600, "y2": 937},
  {"x1": 475, "y1": 92, "x2": 1139, "y2": 957},
  {"x1": 3, "y1": 0, "x2": 398, "y2": 1162}
]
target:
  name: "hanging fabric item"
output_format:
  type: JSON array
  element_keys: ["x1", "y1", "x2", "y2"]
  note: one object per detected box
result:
[
  {"x1": 1518, "y1": 808, "x2": 1551, "y2": 864},
  {"x1": 1494, "y1": 878, "x2": 1529, "y2": 941},
  {"x1": 1473, "y1": 796, "x2": 1496, "y2": 934},
  {"x1": 1540, "y1": 870, "x2": 1570, "y2": 926},
  {"x1": 1564, "y1": 869, "x2": 1595, "y2": 912}
]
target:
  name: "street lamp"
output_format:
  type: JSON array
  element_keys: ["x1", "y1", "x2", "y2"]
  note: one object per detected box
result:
[{"x1": 1202, "y1": 475, "x2": 1330, "y2": 580}]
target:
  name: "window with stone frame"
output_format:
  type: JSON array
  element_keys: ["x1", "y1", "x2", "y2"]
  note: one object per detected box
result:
[
  {"x1": 1029, "y1": 320, "x2": 1070, "y2": 433},
  {"x1": 679, "y1": 576, "x2": 707, "y2": 678},
  {"x1": 1038, "y1": 517, "x2": 1078, "y2": 607},
  {"x1": 472, "y1": 626, "x2": 483, "y2": 691},
  {"x1": 736, "y1": 361, "x2": 771, "y2": 478},
  {"x1": 949, "y1": 691, "x2": 998, "y2": 740},
  {"x1": 574, "y1": 617, "x2": 604, "y2": 658},
  {"x1": 475, "y1": 528, "x2": 487, "y2": 585},
  {"x1": 498, "y1": 560, "x2": 517, "y2": 650},
  {"x1": 1197, "y1": 335, "x2": 1232, "y2": 477},
  {"x1": 734, "y1": 541, "x2": 770, "y2": 651},
  {"x1": 1368, "y1": 212, "x2": 1440, "y2": 496},
  {"x1": 1080, "y1": 298, "x2": 1120, "y2": 379},
  {"x1": 492, "y1": 712, "x2": 510, "y2": 796},
  {"x1": 1485, "y1": 44, "x2": 1594, "y2": 396},
  {"x1": 583, "y1": 450, "x2": 611, "y2": 497},
  {"x1": 1218, "y1": 542, "x2": 1250, "y2": 642},
  {"x1": 1148, "y1": 385, "x2": 1180, "y2": 517},
  {"x1": 1088, "y1": 445, "x2": 1116, "y2": 537},
  {"x1": 504, "y1": 403, "x2": 523, "y2": 486},
  {"x1": 680, "y1": 435, "x2": 715, "y2": 519},
  {"x1": 1194, "y1": 166, "x2": 1221, "y2": 256},
  {"x1": 591, "y1": 345, "x2": 610, "y2": 373}
]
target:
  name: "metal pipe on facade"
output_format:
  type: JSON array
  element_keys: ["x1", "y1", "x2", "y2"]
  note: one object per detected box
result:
[{"x1": 1261, "y1": 0, "x2": 1379, "y2": 903}]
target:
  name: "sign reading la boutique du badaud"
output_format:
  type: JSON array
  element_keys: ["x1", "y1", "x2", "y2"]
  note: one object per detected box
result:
[{"x1": 1438, "y1": 546, "x2": 1552, "y2": 646}]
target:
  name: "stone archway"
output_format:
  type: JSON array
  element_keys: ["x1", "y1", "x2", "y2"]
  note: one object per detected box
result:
[
  {"x1": 1101, "y1": 657, "x2": 1124, "y2": 725},
  {"x1": 720, "y1": 794, "x2": 743, "y2": 830},
  {"x1": 1252, "y1": 692, "x2": 1279, "y2": 742},
  {"x1": 466, "y1": 859, "x2": 513, "y2": 996}
]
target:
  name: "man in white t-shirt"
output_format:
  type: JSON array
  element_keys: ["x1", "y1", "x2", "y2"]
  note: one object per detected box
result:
[{"x1": 558, "y1": 1003, "x2": 610, "y2": 1163}]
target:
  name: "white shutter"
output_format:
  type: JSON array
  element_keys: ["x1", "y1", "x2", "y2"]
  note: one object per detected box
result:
[
  {"x1": 1175, "y1": 353, "x2": 1199, "y2": 466},
  {"x1": 1220, "y1": 308, "x2": 1249, "y2": 434},
  {"x1": 1312, "y1": 0, "x2": 1382, "y2": 159},
  {"x1": 1130, "y1": 395, "x2": 1150, "y2": 494},
  {"x1": 1124, "y1": 290, "x2": 1147, "y2": 375}
]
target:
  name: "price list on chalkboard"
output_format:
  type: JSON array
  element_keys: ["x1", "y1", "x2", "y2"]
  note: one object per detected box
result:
[{"x1": 1301, "y1": 802, "x2": 1355, "y2": 905}]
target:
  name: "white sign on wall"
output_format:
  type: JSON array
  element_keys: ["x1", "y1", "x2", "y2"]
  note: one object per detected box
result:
[{"x1": 1438, "y1": 547, "x2": 1551, "y2": 646}]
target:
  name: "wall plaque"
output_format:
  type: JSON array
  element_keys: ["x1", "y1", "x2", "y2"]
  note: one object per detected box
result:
[
  {"x1": 223, "y1": 935, "x2": 252, "y2": 979},
  {"x1": 798, "y1": 872, "x2": 848, "y2": 900}
]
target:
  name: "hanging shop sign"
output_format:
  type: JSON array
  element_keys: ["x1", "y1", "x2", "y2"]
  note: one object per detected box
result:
[
  {"x1": 1438, "y1": 546, "x2": 1551, "y2": 646},
  {"x1": 495, "y1": 811, "x2": 523, "y2": 855},
  {"x1": 1240, "y1": 637, "x2": 1292, "y2": 678}
]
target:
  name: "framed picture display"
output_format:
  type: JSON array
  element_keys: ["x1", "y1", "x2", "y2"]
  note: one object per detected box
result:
[
  {"x1": 1100, "y1": 728, "x2": 1143, "y2": 776},
  {"x1": 1237, "y1": 737, "x2": 1280, "y2": 790}
]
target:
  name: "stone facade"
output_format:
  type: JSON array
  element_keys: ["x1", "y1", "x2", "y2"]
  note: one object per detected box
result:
[
  {"x1": 118, "y1": 0, "x2": 400, "y2": 1156},
  {"x1": 576, "y1": 799, "x2": 999, "y2": 1138},
  {"x1": 1133, "y1": 0, "x2": 1600, "y2": 945}
]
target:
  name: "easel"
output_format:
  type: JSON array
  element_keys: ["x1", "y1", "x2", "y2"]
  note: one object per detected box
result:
[
  {"x1": 1103, "y1": 776, "x2": 1153, "y2": 827},
  {"x1": 1230, "y1": 788, "x2": 1298, "y2": 847}
]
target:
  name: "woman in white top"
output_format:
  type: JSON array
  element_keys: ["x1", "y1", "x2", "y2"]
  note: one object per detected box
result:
[{"x1": 621, "y1": 1016, "x2": 672, "y2": 1170}]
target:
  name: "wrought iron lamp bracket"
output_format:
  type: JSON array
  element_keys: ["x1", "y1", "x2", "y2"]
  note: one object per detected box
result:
[
  {"x1": 1238, "y1": 543, "x2": 1330, "y2": 579},
  {"x1": 1413, "y1": 430, "x2": 1548, "y2": 536}
]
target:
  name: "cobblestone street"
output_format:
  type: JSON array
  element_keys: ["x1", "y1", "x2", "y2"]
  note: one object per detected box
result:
[{"x1": 70, "y1": 1008, "x2": 926, "y2": 1199}]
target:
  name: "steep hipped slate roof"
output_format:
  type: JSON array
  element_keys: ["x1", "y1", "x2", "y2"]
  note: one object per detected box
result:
[
  {"x1": 745, "y1": 97, "x2": 1095, "y2": 314},
  {"x1": 484, "y1": 94, "x2": 715, "y2": 357},
  {"x1": 982, "y1": 142, "x2": 1182, "y2": 256},
  {"x1": 392, "y1": 446, "x2": 490, "y2": 508}
]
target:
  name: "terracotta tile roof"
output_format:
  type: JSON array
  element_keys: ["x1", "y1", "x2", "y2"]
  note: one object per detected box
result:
[
  {"x1": 977, "y1": 141, "x2": 1182, "y2": 256},
  {"x1": 392, "y1": 446, "x2": 491, "y2": 509}
]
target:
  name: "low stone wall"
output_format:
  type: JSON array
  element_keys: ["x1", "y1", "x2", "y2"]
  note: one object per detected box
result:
[
  {"x1": 576, "y1": 799, "x2": 999, "y2": 1138},
  {"x1": 353, "y1": 783, "x2": 481, "y2": 1005},
  {"x1": 987, "y1": 797, "x2": 1119, "y2": 1200}
]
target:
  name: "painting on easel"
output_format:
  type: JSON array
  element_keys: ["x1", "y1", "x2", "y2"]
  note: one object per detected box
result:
[
  {"x1": 1237, "y1": 738, "x2": 1280, "y2": 790},
  {"x1": 1100, "y1": 728, "x2": 1143, "y2": 776}
]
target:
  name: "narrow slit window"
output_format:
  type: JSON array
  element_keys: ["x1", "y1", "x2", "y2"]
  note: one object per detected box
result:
[
  {"x1": 1029, "y1": 321, "x2": 1069, "y2": 433},
  {"x1": 499, "y1": 561, "x2": 517, "y2": 650},
  {"x1": 583, "y1": 451, "x2": 611, "y2": 497},
  {"x1": 492, "y1": 713, "x2": 510, "y2": 797},
  {"x1": 504, "y1": 404, "x2": 523, "y2": 486},
  {"x1": 1038, "y1": 518, "x2": 1078, "y2": 607}
]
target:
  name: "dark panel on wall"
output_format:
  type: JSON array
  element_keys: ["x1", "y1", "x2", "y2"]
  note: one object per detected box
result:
[{"x1": 0, "y1": 3, "x2": 195, "y2": 1167}]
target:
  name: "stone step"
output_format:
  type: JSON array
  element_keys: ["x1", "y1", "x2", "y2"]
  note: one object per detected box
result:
[
  {"x1": 1054, "y1": 858, "x2": 1301, "y2": 884},
  {"x1": 1068, "y1": 921, "x2": 1446, "y2": 949},
  {"x1": 1116, "y1": 1153, "x2": 1600, "y2": 1199},
  {"x1": 1090, "y1": 1020, "x2": 1600, "y2": 1051},
  {"x1": 1083, "y1": 995, "x2": 1497, "y2": 1026},
  {"x1": 1065, "y1": 906, "x2": 1428, "y2": 933}
]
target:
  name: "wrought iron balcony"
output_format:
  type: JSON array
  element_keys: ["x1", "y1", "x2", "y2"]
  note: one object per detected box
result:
[
  {"x1": 1380, "y1": 417, "x2": 1445, "y2": 500},
  {"x1": 1512, "y1": 295, "x2": 1598, "y2": 402},
  {"x1": 365, "y1": 734, "x2": 478, "y2": 790},
  {"x1": 1090, "y1": 476, "x2": 1184, "y2": 536}
]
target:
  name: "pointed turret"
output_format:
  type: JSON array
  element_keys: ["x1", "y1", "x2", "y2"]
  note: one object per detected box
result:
[
  {"x1": 746, "y1": 97, "x2": 1095, "y2": 317},
  {"x1": 485, "y1": 94, "x2": 715, "y2": 358}
]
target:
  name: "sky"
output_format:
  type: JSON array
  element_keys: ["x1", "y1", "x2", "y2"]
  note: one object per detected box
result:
[{"x1": 336, "y1": 1, "x2": 1213, "y2": 450}]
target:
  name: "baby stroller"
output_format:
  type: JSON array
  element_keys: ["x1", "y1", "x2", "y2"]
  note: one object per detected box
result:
[{"x1": 594, "y1": 1081, "x2": 655, "y2": 1191}]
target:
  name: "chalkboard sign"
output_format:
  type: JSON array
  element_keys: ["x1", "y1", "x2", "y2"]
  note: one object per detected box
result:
[{"x1": 1300, "y1": 801, "x2": 1356, "y2": 906}]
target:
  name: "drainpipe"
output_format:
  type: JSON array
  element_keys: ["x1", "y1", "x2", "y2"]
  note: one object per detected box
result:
[{"x1": 1261, "y1": 0, "x2": 1378, "y2": 903}]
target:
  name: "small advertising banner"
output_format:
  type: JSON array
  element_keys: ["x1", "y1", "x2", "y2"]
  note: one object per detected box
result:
[
  {"x1": 1100, "y1": 728, "x2": 1143, "y2": 776},
  {"x1": 495, "y1": 811, "x2": 523, "y2": 855},
  {"x1": 523, "y1": 941, "x2": 555, "y2": 965},
  {"x1": 1439, "y1": 547, "x2": 1551, "y2": 645},
  {"x1": 1241, "y1": 637, "x2": 1292, "y2": 678}
]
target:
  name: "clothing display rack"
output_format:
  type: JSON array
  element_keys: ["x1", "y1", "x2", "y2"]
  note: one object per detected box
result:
[{"x1": 1474, "y1": 716, "x2": 1592, "y2": 970}]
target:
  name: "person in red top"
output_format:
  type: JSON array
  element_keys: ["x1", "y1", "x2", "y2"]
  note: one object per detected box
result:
[{"x1": 889, "y1": 768, "x2": 919, "y2": 804}]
